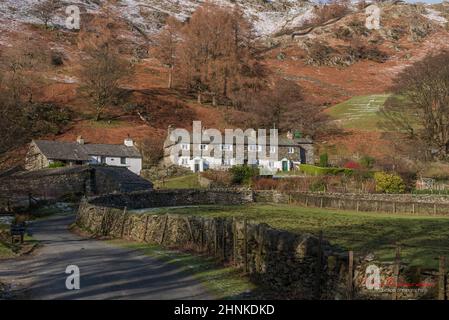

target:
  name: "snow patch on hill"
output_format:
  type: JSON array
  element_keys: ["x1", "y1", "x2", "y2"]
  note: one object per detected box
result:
[{"x1": 0, "y1": 0, "x2": 314, "y2": 36}]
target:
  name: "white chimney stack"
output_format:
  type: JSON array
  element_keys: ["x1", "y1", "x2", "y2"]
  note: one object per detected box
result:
[{"x1": 124, "y1": 136, "x2": 134, "y2": 147}]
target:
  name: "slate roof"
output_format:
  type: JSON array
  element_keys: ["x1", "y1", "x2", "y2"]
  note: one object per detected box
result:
[{"x1": 33, "y1": 140, "x2": 141, "y2": 161}]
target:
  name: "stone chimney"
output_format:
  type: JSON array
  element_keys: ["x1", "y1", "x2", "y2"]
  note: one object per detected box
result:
[
  {"x1": 76, "y1": 135, "x2": 84, "y2": 145},
  {"x1": 124, "y1": 135, "x2": 134, "y2": 147},
  {"x1": 286, "y1": 131, "x2": 293, "y2": 140}
]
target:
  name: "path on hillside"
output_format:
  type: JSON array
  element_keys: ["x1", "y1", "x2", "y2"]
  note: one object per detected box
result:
[{"x1": 0, "y1": 214, "x2": 214, "y2": 300}]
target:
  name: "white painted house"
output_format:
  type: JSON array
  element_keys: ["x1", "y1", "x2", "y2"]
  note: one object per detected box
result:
[
  {"x1": 25, "y1": 136, "x2": 143, "y2": 175},
  {"x1": 163, "y1": 129, "x2": 314, "y2": 174}
]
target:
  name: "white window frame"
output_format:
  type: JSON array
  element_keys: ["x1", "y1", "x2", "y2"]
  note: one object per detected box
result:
[
  {"x1": 199, "y1": 144, "x2": 208, "y2": 151},
  {"x1": 181, "y1": 157, "x2": 189, "y2": 165},
  {"x1": 270, "y1": 146, "x2": 276, "y2": 153},
  {"x1": 221, "y1": 144, "x2": 233, "y2": 151},
  {"x1": 288, "y1": 147, "x2": 295, "y2": 154},
  {"x1": 181, "y1": 143, "x2": 190, "y2": 151}
]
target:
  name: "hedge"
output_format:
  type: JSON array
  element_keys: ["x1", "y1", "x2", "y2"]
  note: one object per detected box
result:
[{"x1": 299, "y1": 164, "x2": 353, "y2": 176}]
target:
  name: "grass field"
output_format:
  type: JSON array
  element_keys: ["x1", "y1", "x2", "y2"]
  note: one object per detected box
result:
[
  {"x1": 327, "y1": 94, "x2": 391, "y2": 131},
  {"x1": 154, "y1": 174, "x2": 203, "y2": 189},
  {"x1": 147, "y1": 204, "x2": 449, "y2": 269},
  {"x1": 108, "y1": 240, "x2": 256, "y2": 299}
]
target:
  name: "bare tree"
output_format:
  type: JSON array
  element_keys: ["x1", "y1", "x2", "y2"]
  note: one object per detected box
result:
[
  {"x1": 31, "y1": 0, "x2": 62, "y2": 29},
  {"x1": 380, "y1": 51, "x2": 449, "y2": 161},
  {"x1": 151, "y1": 17, "x2": 181, "y2": 89},
  {"x1": 78, "y1": 40, "x2": 133, "y2": 121}
]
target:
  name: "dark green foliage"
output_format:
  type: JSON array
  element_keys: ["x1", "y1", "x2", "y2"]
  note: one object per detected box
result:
[
  {"x1": 319, "y1": 153, "x2": 329, "y2": 167},
  {"x1": 229, "y1": 165, "x2": 259, "y2": 185}
]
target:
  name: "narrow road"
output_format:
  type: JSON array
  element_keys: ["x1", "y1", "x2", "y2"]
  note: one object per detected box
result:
[{"x1": 0, "y1": 214, "x2": 214, "y2": 300}]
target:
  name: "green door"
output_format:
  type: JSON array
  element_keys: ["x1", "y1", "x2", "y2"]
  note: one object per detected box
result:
[{"x1": 282, "y1": 161, "x2": 288, "y2": 172}]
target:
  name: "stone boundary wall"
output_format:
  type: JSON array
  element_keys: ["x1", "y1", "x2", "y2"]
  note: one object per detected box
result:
[
  {"x1": 77, "y1": 195, "x2": 443, "y2": 300},
  {"x1": 87, "y1": 189, "x2": 254, "y2": 209},
  {"x1": 254, "y1": 191, "x2": 449, "y2": 215}
]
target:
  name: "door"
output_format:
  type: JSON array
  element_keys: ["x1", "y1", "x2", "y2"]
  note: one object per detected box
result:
[
  {"x1": 300, "y1": 147, "x2": 306, "y2": 163},
  {"x1": 282, "y1": 160, "x2": 289, "y2": 172},
  {"x1": 194, "y1": 162, "x2": 200, "y2": 172}
]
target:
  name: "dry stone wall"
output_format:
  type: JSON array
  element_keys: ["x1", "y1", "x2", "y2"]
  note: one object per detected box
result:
[
  {"x1": 254, "y1": 191, "x2": 449, "y2": 215},
  {"x1": 76, "y1": 192, "x2": 444, "y2": 300}
]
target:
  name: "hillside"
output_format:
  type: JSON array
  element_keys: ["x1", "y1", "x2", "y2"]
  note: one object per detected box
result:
[{"x1": 1, "y1": 0, "x2": 449, "y2": 169}]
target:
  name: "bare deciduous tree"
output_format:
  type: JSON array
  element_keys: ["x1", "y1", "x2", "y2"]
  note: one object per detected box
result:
[
  {"x1": 151, "y1": 17, "x2": 181, "y2": 89},
  {"x1": 31, "y1": 0, "x2": 62, "y2": 29},
  {"x1": 380, "y1": 51, "x2": 449, "y2": 161},
  {"x1": 78, "y1": 40, "x2": 133, "y2": 121}
]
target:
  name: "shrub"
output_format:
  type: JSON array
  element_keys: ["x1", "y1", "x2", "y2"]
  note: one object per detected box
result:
[
  {"x1": 300, "y1": 164, "x2": 353, "y2": 176},
  {"x1": 309, "y1": 179, "x2": 326, "y2": 192},
  {"x1": 374, "y1": 172, "x2": 405, "y2": 193},
  {"x1": 229, "y1": 165, "x2": 259, "y2": 185},
  {"x1": 319, "y1": 153, "x2": 329, "y2": 167},
  {"x1": 360, "y1": 155, "x2": 375, "y2": 169},
  {"x1": 344, "y1": 161, "x2": 361, "y2": 170}
]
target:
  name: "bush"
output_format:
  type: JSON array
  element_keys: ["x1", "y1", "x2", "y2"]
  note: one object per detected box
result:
[
  {"x1": 360, "y1": 155, "x2": 375, "y2": 169},
  {"x1": 374, "y1": 172, "x2": 405, "y2": 193},
  {"x1": 319, "y1": 153, "x2": 329, "y2": 167},
  {"x1": 300, "y1": 164, "x2": 353, "y2": 176},
  {"x1": 344, "y1": 161, "x2": 361, "y2": 169},
  {"x1": 229, "y1": 165, "x2": 259, "y2": 185},
  {"x1": 309, "y1": 179, "x2": 326, "y2": 192}
]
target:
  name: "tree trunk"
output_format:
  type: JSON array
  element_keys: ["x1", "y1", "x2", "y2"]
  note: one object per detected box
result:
[{"x1": 168, "y1": 66, "x2": 173, "y2": 89}]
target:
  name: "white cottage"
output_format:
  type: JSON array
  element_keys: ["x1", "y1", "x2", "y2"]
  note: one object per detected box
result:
[{"x1": 25, "y1": 136, "x2": 143, "y2": 175}]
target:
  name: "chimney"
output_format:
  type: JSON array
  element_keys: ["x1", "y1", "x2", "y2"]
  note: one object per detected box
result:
[
  {"x1": 76, "y1": 135, "x2": 84, "y2": 145},
  {"x1": 124, "y1": 135, "x2": 134, "y2": 147},
  {"x1": 286, "y1": 131, "x2": 293, "y2": 140}
]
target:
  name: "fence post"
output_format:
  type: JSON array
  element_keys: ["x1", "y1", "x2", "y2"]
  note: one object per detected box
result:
[
  {"x1": 412, "y1": 203, "x2": 415, "y2": 215},
  {"x1": 315, "y1": 230, "x2": 323, "y2": 299},
  {"x1": 160, "y1": 215, "x2": 168, "y2": 245},
  {"x1": 347, "y1": 250, "x2": 354, "y2": 300},
  {"x1": 244, "y1": 218, "x2": 248, "y2": 274},
  {"x1": 222, "y1": 220, "x2": 226, "y2": 261},
  {"x1": 142, "y1": 215, "x2": 150, "y2": 242},
  {"x1": 375, "y1": 201, "x2": 378, "y2": 213},
  {"x1": 356, "y1": 201, "x2": 359, "y2": 212},
  {"x1": 305, "y1": 196, "x2": 309, "y2": 207},
  {"x1": 393, "y1": 202, "x2": 396, "y2": 214},
  {"x1": 434, "y1": 203, "x2": 437, "y2": 215},
  {"x1": 120, "y1": 206, "x2": 127, "y2": 238},
  {"x1": 439, "y1": 256, "x2": 446, "y2": 300},
  {"x1": 393, "y1": 244, "x2": 401, "y2": 300},
  {"x1": 320, "y1": 197, "x2": 323, "y2": 208},
  {"x1": 233, "y1": 218, "x2": 237, "y2": 266}
]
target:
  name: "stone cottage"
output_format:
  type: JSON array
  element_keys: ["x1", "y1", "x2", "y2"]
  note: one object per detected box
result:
[{"x1": 25, "y1": 136, "x2": 143, "y2": 175}]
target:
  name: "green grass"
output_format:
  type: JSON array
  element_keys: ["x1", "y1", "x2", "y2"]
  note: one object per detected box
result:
[
  {"x1": 155, "y1": 174, "x2": 203, "y2": 189},
  {"x1": 108, "y1": 240, "x2": 256, "y2": 299},
  {"x1": 327, "y1": 94, "x2": 391, "y2": 131},
  {"x1": 298, "y1": 164, "x2": 353, "y2": 176},
  {"x1": 146, "y1": 203, "x2": 449, "y2": 269}
]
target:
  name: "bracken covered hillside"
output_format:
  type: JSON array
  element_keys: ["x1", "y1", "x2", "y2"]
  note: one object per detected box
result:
[{"x1": 1, "y1": 0, "x2": 449, "y2": 169}]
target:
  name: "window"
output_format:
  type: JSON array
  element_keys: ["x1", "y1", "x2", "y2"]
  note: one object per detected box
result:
[
  {"x1": 181, "y1": 143, "x2": 190, "y2": 151},
  {"x1": 100, "y1": 156, "x2": 106, "y2": 164},
  {"x1": 249, "y1": 145, "x2": 261, "y2": 152},
  {"x1": 270, "y1": 146, "x2": 276, "y2": 153},
  {"x1": 269, "y1": 161, "x2": 274, "y2": 168},
  {"x1": 221, "y1": 144, "x2": 233, "y2": 151},
  {"x1": 120, "y1": 157, "x2": 126, "y2": 165},
  {"x1": 199, "y1": 144, "x2": 208, "y2": 151},
  {"x1": 288, "y1": 147, "x2": 295, "y2": 154},
  {"x1": 181, "y1": 157, "x2": 189, "y2": 165}
]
